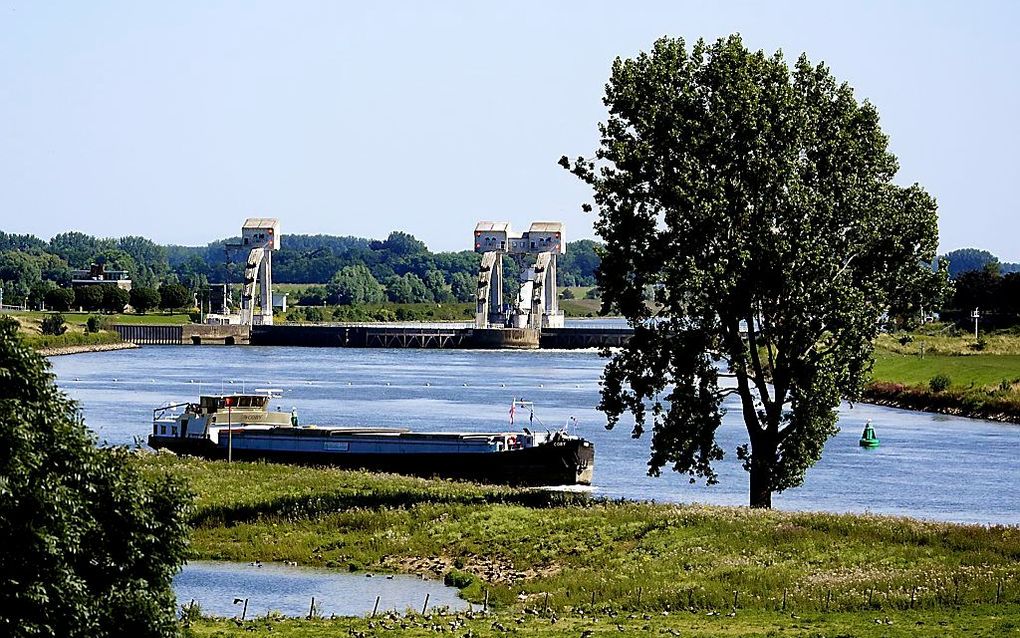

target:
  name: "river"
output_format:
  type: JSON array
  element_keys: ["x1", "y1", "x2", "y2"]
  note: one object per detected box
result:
[{"x1": 50, "y1": 345, "x2": 1020, "y2": 525}]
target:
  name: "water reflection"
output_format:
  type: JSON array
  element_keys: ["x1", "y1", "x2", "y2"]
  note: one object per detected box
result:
[{"x1": 175, "y1": 561, "x2": 467, "y2": 618}]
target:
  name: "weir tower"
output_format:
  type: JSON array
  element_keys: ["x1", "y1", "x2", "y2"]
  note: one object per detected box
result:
[
  {"x1": 474, "y1": 221, "x2": 565, "y2": 330},
  {"x1": 238, "y1": 218, "x2": 280, "y2": 326}
]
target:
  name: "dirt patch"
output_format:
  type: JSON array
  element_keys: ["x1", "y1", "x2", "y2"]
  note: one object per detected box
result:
[{"x1": 381, "y1": 554, "x2": 561, "y2": 586}]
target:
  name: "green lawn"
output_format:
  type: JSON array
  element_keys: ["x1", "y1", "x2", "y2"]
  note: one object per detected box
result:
[
  {"x1": 10, "y1": 310, "x2": 192, "y2": 325},
  {"x1": 871, "y1": 349, "x2": 1020, "y2": 388}
]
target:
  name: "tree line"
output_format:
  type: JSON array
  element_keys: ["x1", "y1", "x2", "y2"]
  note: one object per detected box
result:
[{"x1": 0, "y1": 229, "x2": 601, "y2": 310}]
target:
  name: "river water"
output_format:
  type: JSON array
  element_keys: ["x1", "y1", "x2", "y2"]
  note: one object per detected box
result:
[{"x1": 50, "y1": 345, "x2": 1020, "y2": 525}]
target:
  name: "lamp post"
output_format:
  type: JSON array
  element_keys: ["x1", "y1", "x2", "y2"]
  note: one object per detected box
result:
[
  {"x1": 225, "y1": 396, "x2": 234, "y2": 462},
  {"x1": 972, "y1": 308, "x2": 981, "y2": 341}
]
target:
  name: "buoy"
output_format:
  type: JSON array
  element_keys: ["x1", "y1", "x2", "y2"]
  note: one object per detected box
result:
[
  {"x1": 425, "y1": 382, "x2": 430, "y2": 387},
  {"x1": 859, "y1": 420, "x2": 880, "y2": 448}
]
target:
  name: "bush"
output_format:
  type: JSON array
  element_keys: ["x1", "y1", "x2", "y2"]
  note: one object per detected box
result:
[
  {"x1": 302, "y1": 307, "x2": 325, "y2": 323},
  {"x1": 898, "y1": 333, "x2": 913, "y2": 346},
  {"x1": 443, "y1": 569, "x2": 474, "y2": 589},
  {"x1": 971, "y1": 337, "x2": 988, "y2": 351},
  {"x1": 929, "y1": 373, "x2": 952, "y2": 393},
  {"x1": 560, "y1": 288, "x2": 575, "y2": 300},
  {"x1": 40, "y1": 313, "x2": 67, "y2": 336},
  {"x1": 0, "y1": 317, "x2": 191, "y2": 636},
  {"x1": 584, "y1": 287, "x2": 601, "y2": 300},
  {"x1": 85, "y1": 316, "x2": 102, "y2": 333}
]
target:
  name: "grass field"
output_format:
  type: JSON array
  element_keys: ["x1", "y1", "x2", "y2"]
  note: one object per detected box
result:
[
  {"x1": 183, "y1": 607, "x2": 1020, "y2": 637},
  {"x1": 137, "y1": 455, "x2": 1020, "y2": 637},
  {"x1": 8, "y1": 310, "x2": 192, "y2": 325},
  {"x1": 871, "y1": 349, "x2": 1020, "y2": 388}
]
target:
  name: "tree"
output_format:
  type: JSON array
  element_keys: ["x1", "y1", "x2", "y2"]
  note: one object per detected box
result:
[
  {"x1": 129, "y1": 287, "x2": 161, "y2": 314},
  {"x1": 424, "y1": 269, "x2": 452, "y2": 303},
  {"x1": 45, "y1": 287, "x2": 76, "y2": 312},
  {"x1": 101, "y1": 285, "x2": 130, "y2": 313},
  {"x1": 450, "y1": 272, "x2": 477, "y2": 303},
  {"x1": 327, "y1": 265, "x2": 385, "y2": 305},
  {"x1": 950, "y1": 264, "x2": 999, "y2": 313},
  {"x1": 562, "y1": 35, "x2": 947, "y2": 508},
  {"x1": 942, "y1": 248, "x2": 1000, "y2": 279},
  {"x1": 29, "y1": 280, "x2": 56, "y2": 309},
  {"x1": 158, "y1": 282, "x2": 191, "y2": 310},
  {"x1": 386, "y1": 272, "x2": 431, "y2": 303},
  {"x1": 0, "y1": 317, "x2": 191, "y2": 637},
  {"x1": 0, "y1": 250, "x2": 42, "y2": 302},
  {"x1": 74, "y1": 285, "x2": 104, "y2": 311}
]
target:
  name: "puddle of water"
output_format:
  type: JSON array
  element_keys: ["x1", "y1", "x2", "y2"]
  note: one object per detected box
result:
[{"x1": 175, "y1": 561, "x2": 468, "y2": 617}]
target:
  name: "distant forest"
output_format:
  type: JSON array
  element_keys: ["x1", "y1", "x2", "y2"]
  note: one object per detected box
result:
[
  {"x1": 0, "y1": 229, "x2": 602, "y2": 307},
  {"x1": 0, "y1": 227, "x2": 1015, "y2": 313}
]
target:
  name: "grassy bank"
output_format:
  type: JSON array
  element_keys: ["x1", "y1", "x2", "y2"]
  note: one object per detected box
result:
[
  {"x1": 184, "y1": 607, "x2": 1020, "y2": 637},
  {"x1": 137, "y1": 456, "x2": 1020, "y2": 636},
  {"x1": 867, "y1": 327, "x2": 1020, "y2": 421}
]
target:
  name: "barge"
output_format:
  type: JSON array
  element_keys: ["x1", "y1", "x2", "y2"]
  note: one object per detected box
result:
[{"x1": 148, "y1": 393, "x2": 594, "y2": 486}]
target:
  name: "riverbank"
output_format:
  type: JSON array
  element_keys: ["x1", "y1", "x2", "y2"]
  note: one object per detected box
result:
[
  {"x1": 39, "y1": 341, "x2": 139, "y2": 357},
  {"x1": 867, "y1": 330, "x2": 1020, "y2": 424},
  {"x1": 135, "y1": 456, "x2": 1020, "y2": 636}
]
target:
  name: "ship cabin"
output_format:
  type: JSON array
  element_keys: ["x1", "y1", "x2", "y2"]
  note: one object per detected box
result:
[{"x1": 152, "y1": 391, "x2": 289, "y2": 440}]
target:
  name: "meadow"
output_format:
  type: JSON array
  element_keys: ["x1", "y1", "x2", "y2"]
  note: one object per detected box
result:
[{"x1": 135, "y1": 456, "x2": 1020, "y2": 636}]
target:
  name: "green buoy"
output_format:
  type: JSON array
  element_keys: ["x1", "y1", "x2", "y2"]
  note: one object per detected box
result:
[{"x1": 859, "y1": 420, "x2": 880, "y2": 448}]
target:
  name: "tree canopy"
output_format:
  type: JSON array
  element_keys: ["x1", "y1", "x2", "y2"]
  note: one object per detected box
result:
[
  {"x1": 327, "y1": 264, "x2": 386, "y2": 305},
  {"x1": 562, "y1": 35, "x2": 947, "y2": 508},
  {"x1": 0, "y1": 318, "x2": 191, "y2": 637}
]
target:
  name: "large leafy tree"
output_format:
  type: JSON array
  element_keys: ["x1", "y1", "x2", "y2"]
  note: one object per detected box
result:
[
  {"x1": 327, "y1": 264, "x2": 386, "y2": 305},
  {"x1": 562, "y1": 35, "x2": 947, "y2": 508},
  {"x1": 0, "y1": 318, "x2": 191, "y2": 636}
]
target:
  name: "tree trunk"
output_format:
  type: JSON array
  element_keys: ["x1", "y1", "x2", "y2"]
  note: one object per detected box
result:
[{"x1": 748, "y1": 454, "x2": 773, "y2": 509}]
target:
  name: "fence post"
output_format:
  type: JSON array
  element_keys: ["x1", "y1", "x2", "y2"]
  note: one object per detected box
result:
[
  {"x1": 732, "y1": 590, "x2": 738, "y2": 609},
  {"x1": 483, "y1": 589, "x2": 488, "y2": 612},
  {"x1": 308, "y1": 596, "x2": 315, "y2": 619},
  {"x1": 372, "y1": 595, "x2": 380, "y2": 617},
  {"x1": 422, "y1": 593, "x2": 430, "y2": 615},
  {"x1": 782, "y1": 589, "x2": 787, "y2": 611}
]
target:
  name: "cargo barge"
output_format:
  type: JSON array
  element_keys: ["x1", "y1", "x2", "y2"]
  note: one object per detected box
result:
[{"x1": 148, "y1": 393, "x2": 594, "y2": 486}]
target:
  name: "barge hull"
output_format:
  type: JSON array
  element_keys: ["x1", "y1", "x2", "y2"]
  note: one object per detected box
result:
[{"x1": 149, "y1": 436, "x2": 593, "y2": 486}]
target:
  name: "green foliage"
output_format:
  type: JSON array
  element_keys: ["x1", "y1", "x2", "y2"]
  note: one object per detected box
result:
[
  {"x1": 101, "y1": 285, "x2": 130, "y2": 313},
  {"x1": 326, "y1": 264, "x2": 385, "y2": 305},
  {"x1": 0, "y1": 250, "x2": 42, "y2": 301},
  {"x1": 560, "y1": 287, "x2": 575, "y2": 299},
  {"x1": 130, "y1": 286, "x2": 162, "y2": 314},
  {"x1": 942, "y1": 247, "x2": 1001, "y2": 279},
  {"x1": 562, "y1": 35, "x2": 946, "y2": 508},
  {"x1": 929, "y1": 373, "x2": 951, "y2": 393},
  {"x1": 386, "y1": 272, "x2": 431, "y2": 303},
  {"x1": 0, "y1": 318, "x2": 191, "y2": 637},
  {"x1": 40, "y1": 312, "x2": 67, "y2": 335},
  {"x1": 44, "y1": 287, "x2": 76, "y2": 312},
  {"x1": 74, "y1": 285, "x2": 104, "y2": 311},
  {"x1": 443, "y1": 569, "x2": 474, "y2": 589},
  {"x1": 85, "y1": 315, "x2": 102, "y2": 333},
  {"x1": 583, "y1": 287, "x2": 600, "y2": 300},
  {"x1": 159, "y1": 282, "x2": 191, "y2": 310},
  {"x1": 449, "y1": 271, "x2": 476, "y2": 303}
]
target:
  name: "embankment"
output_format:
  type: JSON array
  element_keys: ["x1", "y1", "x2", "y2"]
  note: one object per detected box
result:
[
  {"x1": 39, "y1": 342, "x2": 140, "y2": 357},
  {"x1": 863, "y1": 381, "x2": 1020, "y2": 424}
]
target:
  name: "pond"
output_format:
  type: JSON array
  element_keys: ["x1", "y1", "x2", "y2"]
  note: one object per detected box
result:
[{"x1": 175, "y1": 561, "x2": 468, "y2": 618}]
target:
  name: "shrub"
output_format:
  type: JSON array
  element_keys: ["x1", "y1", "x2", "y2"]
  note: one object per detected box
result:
[
  {"x1": 929, "y1": 373, "x2": 952, "y2": 393},
  {"x1": 443, "y1": 569, "x2": 474, "y2": 589},
  {"x1": 85, "y1": 316, "x2": 102, "y2": 334},
  {"x1": 584, "y1": 287, "x2": 601, "y2": 300},
  {"x1": 560, "y1": 288, "x2": 575, "y2": 300},
  {"x1": 302, "y1": 306, "x2": 325, "y2": 323},
  {"x1": 898, "y1": 333, "x2": 913, "y2": 346},
  {"x1": 41, "y1": 313, "x2": 67, "y2": 336},
  {"x1": 971, "y1": 337, "x2": 988, "y2": 351}
]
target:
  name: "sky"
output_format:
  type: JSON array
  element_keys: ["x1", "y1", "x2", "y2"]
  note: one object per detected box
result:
[{"x1": 1, "y1": 1, "x2": 1017, "y2": 257}]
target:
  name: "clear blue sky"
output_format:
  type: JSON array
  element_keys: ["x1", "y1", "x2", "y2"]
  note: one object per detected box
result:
[{"x1": 1, "y1": 1, "x2": 1017, "y2": 257}]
